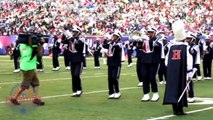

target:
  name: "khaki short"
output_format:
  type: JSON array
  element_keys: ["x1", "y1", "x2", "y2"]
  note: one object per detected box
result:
[{"x1": 21, "y1": 70, "x2": 39, "y2": 88}]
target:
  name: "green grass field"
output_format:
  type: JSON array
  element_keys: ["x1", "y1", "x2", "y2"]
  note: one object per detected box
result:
[{"x1": 0, "y1": 55, "x2": 213, "y2": 120}]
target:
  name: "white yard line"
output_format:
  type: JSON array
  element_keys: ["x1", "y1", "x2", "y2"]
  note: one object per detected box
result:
[
  {"x1": 0, "y1": 73, "x2": 133, "y2": 85},
  {"x1": 0, "y1": 87, "x2": 138, "y2": 104},
  {"x1": 0, "y1": 65, "x2": 131, "y2": 75},
  {"x1": 0, "y1": 70, "x2": 10, "y2": 72},
  {"x1": 0, "y1": 59, "x2": 11, "y2": 61},
  {"x1": 147, "y1": 107, "x2": 213, "y2": 120}
]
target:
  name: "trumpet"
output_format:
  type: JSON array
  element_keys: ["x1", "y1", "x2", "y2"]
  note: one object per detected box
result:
[{"x1": 8, "y1": 50, "x2": 13, "y2": 56}]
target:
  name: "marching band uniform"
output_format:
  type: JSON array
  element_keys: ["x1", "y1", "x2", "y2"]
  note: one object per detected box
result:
[
  {"x1": 203, "y1": 36, "x2": 213, "y2": 80},
  {"x1": 13, "y1": 42, "x2": 20, "y2": 73},
  {"x1": 82, "y1": 41, "x2": 88, "y2": 70},
  {"x1": 192, "y1": 37, "x2": 202, "y2": 81},
  {"x1": 62, "y1": 26, "x2": 84, "y2": 97},
  {"x1": 63, "y1": 44, "x2": 70, "y2": 70},
  {"x1": 103, "y1": 31, "x2": 122, "y2": 99},
  {"x1": 141, "y1": 28, "x2": 161, "y2": 102},
  {"x1": 131, "y1": 30, "x2": 148, "y2": 87},
  {"x1": 92, "y1": 40, "x2": 101, "y2": 68},
  {"x1": 186, "y1": 32, "x2": 197, "y2": 103},
  {"x1": 158, "y1": 36, "x2": 168, "y2": 85},
  {"x1": 61, "y1": 29, "x2": 72, "y2": 70},
  {"x1": 163, "y1": 20, "x2": 193, "y2": 115},
  {"x1": 134, "y1": 40, "x2": 143, "y2": 87},
  {"x1": 52, "y1": 35, "x2": 61, "y2": 71},
  {"x1": 125, "y1": 41, "x2": 134, "y2": 67},
  {"x1": 101, "y1": 39, "x2": 108, "y2": 65},
  {"x1": 36, "y1": 46, "x2": 44, "y2": 72}
]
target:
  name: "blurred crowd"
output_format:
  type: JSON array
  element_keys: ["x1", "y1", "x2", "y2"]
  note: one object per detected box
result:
[{"x1": 0, "y1": 0, "x2": 212, "y2": 36}]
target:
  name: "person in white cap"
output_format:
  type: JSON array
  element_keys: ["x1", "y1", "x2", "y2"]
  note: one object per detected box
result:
[
  {"x1": 163, "y1": 20, "x2": 194, "y2": 115},
  {"x1": 102, "y1": 30, "x2": 123, "y2": 99},
  {"x1": 61, "y1": 26, "x2": 84, "y2": 97}
]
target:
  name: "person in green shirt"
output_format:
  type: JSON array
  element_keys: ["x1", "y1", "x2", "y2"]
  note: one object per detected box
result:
[{"x1": 10, "y1": 35, "x2": 45, "y2": 106}]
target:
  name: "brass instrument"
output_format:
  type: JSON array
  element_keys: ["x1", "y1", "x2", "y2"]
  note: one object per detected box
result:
[{"x1": 8, "y1": 50, "x2": 13, "y2": 56}]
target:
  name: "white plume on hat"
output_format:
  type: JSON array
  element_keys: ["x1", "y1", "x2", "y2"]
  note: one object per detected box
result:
[{"x1": 172, "y1": 20, "x2": 187, "y2": 41}]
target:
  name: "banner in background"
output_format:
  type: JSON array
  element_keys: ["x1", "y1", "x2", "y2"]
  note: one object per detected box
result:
[
  {"x1": 0, "y1": 36, "x2": 17, "y2": 55},
  {"x1": 0, "y1": 35, "x2": 131, "y2": 55}
]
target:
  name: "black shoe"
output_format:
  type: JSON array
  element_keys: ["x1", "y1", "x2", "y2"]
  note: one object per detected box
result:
[
  {"x1": 173, "y1": 110, "x2": 178, "y2": 115},
  {"x1": 33, "y1": 98, "x2": 45, "y2": 106},
  {"x1": 10, "y1": 98, "x2": 20, "y2": 105}
]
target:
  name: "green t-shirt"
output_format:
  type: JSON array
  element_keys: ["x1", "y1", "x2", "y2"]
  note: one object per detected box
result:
[{"x1": 19, "y1": 44, "x2": 37, "y2": 71}]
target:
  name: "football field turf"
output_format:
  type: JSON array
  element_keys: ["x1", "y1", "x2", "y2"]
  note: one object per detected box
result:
[{"x1": 0, "y1": 56, "x2": 213, "y2": 120}]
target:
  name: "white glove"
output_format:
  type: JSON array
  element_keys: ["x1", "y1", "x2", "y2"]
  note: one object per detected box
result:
[{"x1": 63, "y1": 44, "x2": 68, "y2": 49}]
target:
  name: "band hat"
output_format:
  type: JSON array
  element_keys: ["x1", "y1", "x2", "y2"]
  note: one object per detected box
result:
[
  {"x1": 72, "y1": 26, "x2": 81, "y2": 33},
  {"x1": 147, "y1": 27, "x2": 157, "y2": 33},
  {"x1": 205, "y1": 35, "x2": 211, "y2": 40},
  {"x1": 113, "y1": 31, "x2": 122, "y2": 39},
  {"x1": 156, "y1": 30, "x2": 165, "y2": 36},
  {"x1": 186, "y1": 32, "x2": 197, "y2": 39},
  {"x1": 159, "y1": 34, "x2": 167, "y2": 40},
  {"x1": 172, "y1": 20, "x2": 187, "y2": 41}
]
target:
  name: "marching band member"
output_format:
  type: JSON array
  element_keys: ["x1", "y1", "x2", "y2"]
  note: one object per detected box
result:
[
  {"x1": 62, "y1": 26, "x2": 84, "y2": 97},
  {"x1": 91, "y1": 39, "x2": 101, "y2": 69},
  {"x1": 13, "y1": 42, "x2": 20, "y2": 73},
  {"x1": 82, "y1": 38, "x2": 88, "y2": 70},
  {"x1": 185, "y1": 32, "x2": 197, "y2": 103},
  {"x1": 163, "y1": 20, "x2": 194, "y2": 115},
  {"x1": 63, "y1": 44, "x2": 71, "y2": 70},
  {"x1": 103, "y1": 31, "x2": 123, "y2": 99},
  {"x1": 131, "y1": 30, "x2": 145, "y2": 87},
  {"x1": 61, "y1": 26, "x2": 72, "y2": 70},
  {"x1": 141, "y1": 27, "x2": 161, "y2": 102},
  {"x1": 52, "y1": 35, "x2": 61, "y2": 71},
  {"x1": 101, "y1": 35, "x2": 110, "y2": 65},
  {"x1": 193, "y1": 34, "x2": 202, "y2": 81},
  {"x1": 125, "y1": 40, "x2": 134, "y2": 67},
  {"x1": 36, "y1": 47, "x2": 44, "y2": 72},
  {"x1": 202, "y1": 36, "x2": 213, "y2": 80},
  {"x1": 157, "y1": 34, "x2": 168, "y2": 85}
]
